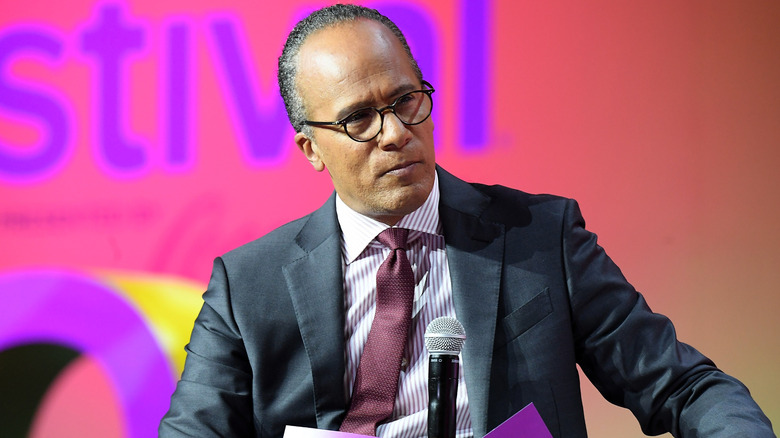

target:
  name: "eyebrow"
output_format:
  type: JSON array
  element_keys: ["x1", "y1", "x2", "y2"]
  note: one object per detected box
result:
[{"x1": 335, "y1": 82, "x2": 420, "y2": 121}]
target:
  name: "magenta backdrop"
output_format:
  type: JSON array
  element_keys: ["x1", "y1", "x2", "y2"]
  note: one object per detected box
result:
[{"x1": 1, "y1": 1, "x2": 778, "y2": 436}]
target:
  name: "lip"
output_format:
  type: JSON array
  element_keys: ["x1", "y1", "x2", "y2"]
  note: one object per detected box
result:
[{"x1": 383, "y1": 160, "x2": 419, "y2": 176}]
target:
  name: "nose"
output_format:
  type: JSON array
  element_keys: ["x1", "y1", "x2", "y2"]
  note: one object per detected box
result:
[{"x1": 376, "y1": 110, "x2": 411, "y2": 150}]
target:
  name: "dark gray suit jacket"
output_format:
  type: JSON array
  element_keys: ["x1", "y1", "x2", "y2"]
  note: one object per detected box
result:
[{"x1": 160, "y1": 167, "x2": 773, "y2": 437}]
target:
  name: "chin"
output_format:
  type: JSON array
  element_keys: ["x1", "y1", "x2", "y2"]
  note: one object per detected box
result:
[{"x1": 388, "y1": 185, "x2": 430, "y2": 215}]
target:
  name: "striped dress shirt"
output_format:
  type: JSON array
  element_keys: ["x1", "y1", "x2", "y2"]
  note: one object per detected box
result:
[{"x1": 336, "y1": 174, "x2": 473, "y2": 438}]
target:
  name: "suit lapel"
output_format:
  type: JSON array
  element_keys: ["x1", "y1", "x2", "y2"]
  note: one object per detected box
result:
[
  {"x1": 283, "y1": 194, "x2": 348, "y2": 430},
  {"x1": 438, "y1": 167, "x2": 504, "y2": 438}
]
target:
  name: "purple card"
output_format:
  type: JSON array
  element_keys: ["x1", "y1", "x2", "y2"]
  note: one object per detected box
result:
[
  {"x1": 284, "y1": 403, "x2": 552, "y2": 438},
  {"x1": 484, "y1": 403, "x2": 553, "y2": 438}
]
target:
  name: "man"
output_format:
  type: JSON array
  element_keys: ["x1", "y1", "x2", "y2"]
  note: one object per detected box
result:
[{"x1": 160, "y1": 4, "x2": 774, "y2": 437}]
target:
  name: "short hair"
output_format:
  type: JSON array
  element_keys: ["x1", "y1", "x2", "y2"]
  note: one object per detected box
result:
[{"x1": 277, "y1": 4, "x2": 423, "y2": 134}]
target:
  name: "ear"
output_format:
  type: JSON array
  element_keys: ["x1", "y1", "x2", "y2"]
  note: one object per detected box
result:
[{"x1": 295, "y1": 131, "x2": 325, "y2": 172}]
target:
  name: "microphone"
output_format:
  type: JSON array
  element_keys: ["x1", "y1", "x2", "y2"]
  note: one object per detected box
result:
[{"x1": 425, "y1": 317, "x2": 466, "y2": 438}]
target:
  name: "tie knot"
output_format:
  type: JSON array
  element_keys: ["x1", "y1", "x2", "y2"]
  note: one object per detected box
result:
[{"x1": 376, "y1": 227, "x2": 410, "y2": 251}]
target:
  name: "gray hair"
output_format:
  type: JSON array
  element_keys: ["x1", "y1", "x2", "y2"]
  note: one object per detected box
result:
[{"x1": 277, "y1": 4, "x2": 423, "y2": 134}]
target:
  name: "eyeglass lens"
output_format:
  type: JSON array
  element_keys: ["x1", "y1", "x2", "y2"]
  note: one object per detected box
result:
[{"x1": 344, "y1": 90, "x2": 432, "y2": 141}]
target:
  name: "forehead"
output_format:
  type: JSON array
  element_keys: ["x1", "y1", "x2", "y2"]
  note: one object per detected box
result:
[{"x1": 295, "y1": 20, "x2": 419, "y2": 115}]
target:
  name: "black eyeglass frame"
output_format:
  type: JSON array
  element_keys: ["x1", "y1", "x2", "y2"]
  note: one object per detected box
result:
[{"x1": 301, "y1": 81, "x2": 435, "y2": 142}]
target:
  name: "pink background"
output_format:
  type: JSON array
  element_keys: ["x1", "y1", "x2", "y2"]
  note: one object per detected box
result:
[{"x1": 1, "y1": 0, "x2": 778, "y2": 436}]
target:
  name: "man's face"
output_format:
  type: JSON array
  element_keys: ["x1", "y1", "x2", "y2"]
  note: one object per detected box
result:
[{"x1": 294, "y1": 20, "x2": 436, "y2": 225}]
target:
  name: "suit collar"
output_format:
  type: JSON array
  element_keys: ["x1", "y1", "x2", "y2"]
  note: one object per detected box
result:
[{"x1": 336, "y1": 173, "x2": 442, "y2": 264}]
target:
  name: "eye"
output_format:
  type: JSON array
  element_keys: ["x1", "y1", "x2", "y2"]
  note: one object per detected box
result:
[
  {"x1": 344, "y1": 108, "x2": 374, "y2": 125},
  {"x1": 394, "y1": 92, "x2": 423, "y2": 112},
  {"x1": 396, "y1": 93, "x2": 416, "y2": 106}
]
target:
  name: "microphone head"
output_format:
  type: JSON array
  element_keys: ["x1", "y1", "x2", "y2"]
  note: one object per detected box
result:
[{"x1": 425, "y1": 316, "x2": 466, "y2": 354}]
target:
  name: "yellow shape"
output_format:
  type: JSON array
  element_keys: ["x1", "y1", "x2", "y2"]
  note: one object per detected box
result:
[{"x1": 98, "y1": 270, "x2": 204, "y2": 377}]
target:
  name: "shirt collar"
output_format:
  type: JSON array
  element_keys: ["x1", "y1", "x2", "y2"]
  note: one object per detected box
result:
[{"x1": 336, "y1": 172, "x2": 442, "y2": 264}]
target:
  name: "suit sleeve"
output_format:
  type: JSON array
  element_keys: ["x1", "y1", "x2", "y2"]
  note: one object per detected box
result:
[
  {"x1": 159, "y1": 257, "x2": 255, "y2": 437},
  {"x1": 562, "y1": 199, "x2": 774, "y2": 437}
]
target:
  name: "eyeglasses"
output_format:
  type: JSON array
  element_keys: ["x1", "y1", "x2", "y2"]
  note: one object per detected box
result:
[{"x1": 302, "y1": 81, "x2": 435, "y2": 142}]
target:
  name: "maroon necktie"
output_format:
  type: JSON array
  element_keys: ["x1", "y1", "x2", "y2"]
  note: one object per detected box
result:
[{"x1": 340, "y1": 228, "x2": 415, "y2": 436}]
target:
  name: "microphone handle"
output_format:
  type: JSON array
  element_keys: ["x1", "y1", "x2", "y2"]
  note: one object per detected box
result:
[{"x1": 428, "y1": 353, "x2": 459, "y2": 438}]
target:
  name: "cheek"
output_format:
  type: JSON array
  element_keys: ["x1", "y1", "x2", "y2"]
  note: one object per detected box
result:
[
  {"x1": 314, "y1": 136, "x2": 349, "y2": 168},
  {"x1": 417, "y1": 127, "x2": 436, "y2": 158},
  {"x1": 323, "y1": 143, "x2": 373, "y2": 184},
  {"x1": 414, "y1": 120, "x2": 435, "y2": 140},
  {"x1": 339, "y1": 144, "x2": 373, "y2": 169}
]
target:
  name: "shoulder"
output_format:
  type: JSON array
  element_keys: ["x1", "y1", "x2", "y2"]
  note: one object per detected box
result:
[
  {"x1": 220, "y1": 194, "x2": 338, "y2": 270},
  {"x1": 471, "y1": 182, "x2": 569, "y2": 209},
  {"x1": 225, "y1": 215, "x2": 306, "y2": 257},
  {"x1": 437, "y1": 166, "x2": 577, "y2": 224},
  {"x1": 468, "y1": 181, "x2": 580, "y2": 228}
]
